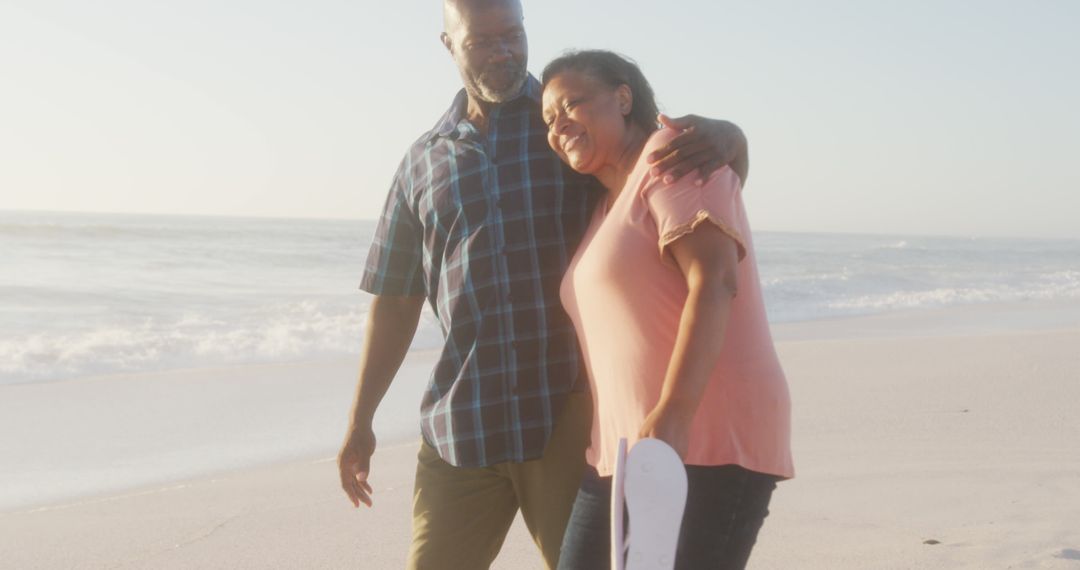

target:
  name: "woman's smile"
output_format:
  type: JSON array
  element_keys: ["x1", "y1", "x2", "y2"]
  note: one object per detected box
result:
[{"x1": 562, "y1": 133, "x2": 586, "y2": 154}]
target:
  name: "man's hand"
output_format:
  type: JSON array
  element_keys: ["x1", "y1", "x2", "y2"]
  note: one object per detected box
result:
[
  {"x1": 647, "y1": 114, "x2": 749, "y2": 185},
  {"x1": 338, "y1": 424, "x2": 377, "y2": 508}
]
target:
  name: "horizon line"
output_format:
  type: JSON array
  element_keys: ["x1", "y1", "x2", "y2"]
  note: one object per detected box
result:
[{"x1": 1, "y1": 207, "x2": 1077, "y2": 243}]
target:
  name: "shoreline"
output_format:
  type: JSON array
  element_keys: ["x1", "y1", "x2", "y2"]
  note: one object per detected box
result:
[
  {"x1": 771, "y1": 297, "x2": 1080, "y2": 342},
  {"x1": 2, "y1": 299, "x2": 1078, "y2": 513}
]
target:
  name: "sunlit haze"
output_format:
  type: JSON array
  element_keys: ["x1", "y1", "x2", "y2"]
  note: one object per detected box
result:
[{"x1": 1, "y1": 1, "x2": 1077, "y2": 238}]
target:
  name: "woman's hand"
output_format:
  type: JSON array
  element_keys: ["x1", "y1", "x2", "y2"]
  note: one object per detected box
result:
[{"x1": 638, "y1": 401, "x2": 695, "y2": 461}]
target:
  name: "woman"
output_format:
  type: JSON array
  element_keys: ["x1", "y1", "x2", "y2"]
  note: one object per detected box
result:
[{"x1": 541, "y1": 50, "x2": 794, "y2": 570}]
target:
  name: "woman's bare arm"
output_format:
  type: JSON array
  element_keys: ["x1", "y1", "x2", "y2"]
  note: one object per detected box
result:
[{"x1": 638, "y1": 223, "x2": 740, "y2": 459}]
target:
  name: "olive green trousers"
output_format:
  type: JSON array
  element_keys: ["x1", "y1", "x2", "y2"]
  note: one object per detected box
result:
[{"x1": 407, "y1": 391, "x2": 591, "y2": 570}]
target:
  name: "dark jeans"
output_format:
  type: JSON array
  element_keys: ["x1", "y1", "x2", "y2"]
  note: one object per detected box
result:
[{"x1": 557, "y1": 464, "x2": 777, "y2": 570}]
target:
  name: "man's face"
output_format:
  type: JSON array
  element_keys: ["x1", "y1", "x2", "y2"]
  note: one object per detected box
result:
[{"x1": 443, "y1": 1, "x2": 528, "y2": 104}]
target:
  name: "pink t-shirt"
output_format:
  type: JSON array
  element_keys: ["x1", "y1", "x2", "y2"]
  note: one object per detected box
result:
[{"x1": 560, "y1": 128, "x2": 794, "y2": 479}]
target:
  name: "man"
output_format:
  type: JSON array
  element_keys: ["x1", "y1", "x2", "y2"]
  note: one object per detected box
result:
[{"x1": 338, "y1": 0, "x2": 749, "y2": 568}]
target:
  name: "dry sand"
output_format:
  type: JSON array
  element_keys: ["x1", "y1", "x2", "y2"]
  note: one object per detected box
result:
[{"x1": 2, "y1": 302, "x2": 1078, "y2": 569}]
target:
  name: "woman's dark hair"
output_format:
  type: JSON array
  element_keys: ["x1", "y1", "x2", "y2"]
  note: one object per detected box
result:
[{"x1": 541, "y1": 50, "x2": 659, "y2": 134}]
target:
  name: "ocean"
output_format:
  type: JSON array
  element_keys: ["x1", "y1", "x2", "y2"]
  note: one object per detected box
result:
[{"x1": 3, "y1": 210, "x2": 1079, "y2": 385}]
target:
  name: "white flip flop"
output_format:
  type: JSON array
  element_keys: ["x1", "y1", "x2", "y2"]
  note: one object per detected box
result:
[
  {"x1": 621, "y1": 438, "x2": 688, "y2": 570},
  {"x1": 612, "y1": 438, "x2": 629, "y2": 570}
]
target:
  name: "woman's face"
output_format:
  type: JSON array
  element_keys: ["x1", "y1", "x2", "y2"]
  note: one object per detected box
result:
[{"x1": 542, "y1": 70, "x2": 633, "y2": 175}]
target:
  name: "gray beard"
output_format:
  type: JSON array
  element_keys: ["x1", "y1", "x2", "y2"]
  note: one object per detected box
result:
[{"x1": 472, "y1": 68, "x2": 527, "y2": 104}]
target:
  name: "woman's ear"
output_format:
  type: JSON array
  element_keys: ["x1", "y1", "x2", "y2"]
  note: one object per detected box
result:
[{"x1": 616, "y1": 84, "x2": 634, "y2": 117}]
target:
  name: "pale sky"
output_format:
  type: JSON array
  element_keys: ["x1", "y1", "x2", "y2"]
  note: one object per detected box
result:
[{"x1": 1, "y1": 0, "x2": 1078, "y2": 239}]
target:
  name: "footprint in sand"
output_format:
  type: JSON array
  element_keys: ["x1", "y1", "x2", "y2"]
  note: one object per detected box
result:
[{"x1": 1057, "y1": 549, "x2": 1080, "y2": 561}]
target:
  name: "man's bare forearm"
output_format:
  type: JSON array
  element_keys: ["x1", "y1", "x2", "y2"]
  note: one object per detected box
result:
[
  {"x1": 348, "y1": 294, "x2": 425, "y2": 427},
  {"x1": 721, "y1": 119, "x2": 750, "y2": 184}
]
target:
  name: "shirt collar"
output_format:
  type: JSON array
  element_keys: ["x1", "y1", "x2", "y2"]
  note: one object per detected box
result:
[{"x1": 426, "y1": 74, "x2": 541, "y2": 143}]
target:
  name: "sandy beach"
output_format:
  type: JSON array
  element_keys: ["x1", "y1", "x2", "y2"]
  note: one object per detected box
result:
[{"x1": 2, "y1": 300, "x2": 1079, "y2": 569}]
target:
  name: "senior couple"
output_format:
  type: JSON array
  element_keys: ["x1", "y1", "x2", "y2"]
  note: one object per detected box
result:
[{"x1": 338, "y1": 0, "x2": 793, "y2": 568}]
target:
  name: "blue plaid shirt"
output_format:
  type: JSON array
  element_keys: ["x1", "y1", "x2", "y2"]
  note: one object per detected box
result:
[{"x1": 360, "y1": 76, "x2": 600, "y2": 467}]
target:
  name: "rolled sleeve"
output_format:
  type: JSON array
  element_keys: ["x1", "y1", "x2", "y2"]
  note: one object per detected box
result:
[
  {"x1": 360, "y1": 165, "x2": 425, "y2": 296},
  {"x1": 643, "y1": 165, "x2": 747, "y2": 264}
]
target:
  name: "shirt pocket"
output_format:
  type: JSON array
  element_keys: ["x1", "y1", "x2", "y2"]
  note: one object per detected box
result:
[{"x1": 415, "y1": 143, "x2": 492, "y2": 236}]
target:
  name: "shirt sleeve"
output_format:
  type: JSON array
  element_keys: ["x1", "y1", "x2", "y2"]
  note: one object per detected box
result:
[
  {"x1": 359, "y1": 158, "x2": 426, "y2": 296},
  {"x1": 643, "y1": 165, "x2": 747, "y2": 264}
]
